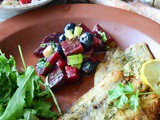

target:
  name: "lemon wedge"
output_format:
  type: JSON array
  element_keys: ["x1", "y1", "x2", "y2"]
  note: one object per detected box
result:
[{"x1": 141, "y1": 60, "x2": 160, "y2": 92}]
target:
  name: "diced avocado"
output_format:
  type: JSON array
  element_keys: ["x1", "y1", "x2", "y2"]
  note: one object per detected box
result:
[
  {"x1": 72, "y1": 64, "x2": 82, "y2": 69},
  {"x1": 43, "y1": 45, "x2": 54, "y2": 58},
  {"x1": 67, "y1": 54, "x2": 83, "y2": 65},
  {"x1": 74, "y1": 26, "x2": 83, "y2": 37},
  {"x1": 65, "y1": 30, "x2": 75, "y2": 40}
]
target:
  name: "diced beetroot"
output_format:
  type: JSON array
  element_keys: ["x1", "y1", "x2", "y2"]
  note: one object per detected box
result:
[
  {"x1": 46, "y1": 52, "x2": 62, "y2": 66},
  {"x1": 80, "y1": 23, "x2": 92, "y2": 33},
  {"x1": 65, "y1": 66, "x2": 79, "y2": 83},
  {"x1": 60, "y1": 39, "x2": 84, "y2": 56},
  {"x1": 85, "y1": 47, "x2": 93, "y2": 56},
  {"x1": 36, "y1": 64, "x2": 51, "y2": 76},
  {"x1": 56, "y1": 59, "x2": 67, "y2": 71},
  {"x1": 33, "y1": 43, "x2": 51, "y2": 58},
  {"x1": 20, "y1": 0, "x2": 31, "y2": 4},
  {"x1": 92, "y1": 24, "x2": 114, "y2": 43},
  {"x1": 48, "y1": 67, "x2": 66, "y2": 90},
  {"x1": 33, "y1": 46, "x2": 46, "y2": 58},
  {"x1": 93, "y1": 36, "x2": 105, "y2": 52},
  {"x1": 42, "y1": 33, "x2": 61, "y2": 44},
  {"x1": 35, "y1": 58, "x2": 52, "y2": 75},
  {"x1": 36, "y1": 52, "x2": 62, "y2": 75}
]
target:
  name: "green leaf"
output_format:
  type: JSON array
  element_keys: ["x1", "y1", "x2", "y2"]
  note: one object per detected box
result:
[
  {"x1": 129, "y1": 92, "x2": 139, "y2": 111},
  {"x1": 124, "y1": 83, "x2": 134, "y2": 94},
  {"x1": 0, "y1": 52, "x2": 18, "y2": 109},
  {"x1": 23, "y1": 110, "x2": 39, "y2": 120},
  {"x1": 116, "y1": 95, "x2": 128, "y2": 108},
  {"x1": 108, "y1": 83, "x2": 124, "y2": 101},
  {"x1": 34, "y1": 101, "x2": 58, "y2": 119},
  {"x1": 0, "y1": 66, "x2": 37, "y2": 120}
]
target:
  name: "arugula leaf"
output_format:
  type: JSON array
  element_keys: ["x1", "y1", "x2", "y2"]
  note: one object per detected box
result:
[
  {"x1": 129, "y1": 92, "x2": 139, "y2": 111},
  {"x1": 116, "y1": 95, "x2": 128, "y2": 108},
  {"x1": 22, "y1": 110, "x2": 39, "y2": 120},
  {"x1": 108, "y1": 83, "x2": 124, "y2": 101},
  {"x1": 46, "y1": 76, "x2": 62, "y2": 115},
  {"x1": 124, "y1": 83, "x2": 134, "y2": 94},
  {"x1": 0, "y1": 66, "x2": 38, "y2": 120},
  {"x1": 33, "y1": 101, "x2": 58, "y2": 119},
  {"x1": 0, "y1": 52, "x2": 18, "y2": 111}
]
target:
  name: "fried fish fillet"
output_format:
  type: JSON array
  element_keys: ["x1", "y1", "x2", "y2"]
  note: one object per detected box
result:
[
  {"x1": 59, "y1": 71, "x2": 124, "y2": 120},
  {"x1": 59, "y1": 43, "x2": 160, "y2": 120},
  {"x1": 94, "y1": 47, "x2": 125, "y2": 86}
]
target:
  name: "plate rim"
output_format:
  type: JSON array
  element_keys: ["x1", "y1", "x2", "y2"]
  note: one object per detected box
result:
[{"x1": 0, "y1": 4, "x2": 160, "y2": 43}]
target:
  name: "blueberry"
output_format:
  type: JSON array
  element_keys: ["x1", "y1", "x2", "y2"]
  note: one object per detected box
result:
[
  {"x1": 59, "y1": 34, "x2": 66, "y2": 43},
  {"x1": 64, "y1": 23, "x2": 76, "y2": 32},
  {"x1": 55, "y1": 44, "x2": 63, "y2": 54},
  {"x1": 79, "y1": 32, "x2": 94, "y2": 49},
  {"x1": 82, "y1": 60, "x2": 95, "y2": 75}
]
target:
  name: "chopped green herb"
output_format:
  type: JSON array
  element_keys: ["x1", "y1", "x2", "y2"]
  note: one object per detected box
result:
[
  {"x1": 116, "y1": 95, "x2": 128, "y2": 108},
  {"x1": 129, "y1": 92, "x2": 139, "y2": 111},
  {"x1": 108, "y1": 83, "x2": 124, "y2": 101},
  {"x1": 98, "y1": 31, "x2": 107, "y2": 43},
  {"x1": 40, "y1": 44, "x2": 46, "y2": 48},
  {"x1": 124, "y1": 82, "x2": 134, "y2": 94}
]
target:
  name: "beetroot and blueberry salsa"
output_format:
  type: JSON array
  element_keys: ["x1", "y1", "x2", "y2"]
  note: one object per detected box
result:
[{"x1": 33, "y1": 23, "x2": 115, "y2": 90}]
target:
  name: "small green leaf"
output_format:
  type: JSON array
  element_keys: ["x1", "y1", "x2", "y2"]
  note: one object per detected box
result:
[
  {"x1": 124, "y1": 83, "x2": 134, "y2": 94},
  {"x1": 129, "y1": 92, "x2": 139, "y2": 111},
  {"x1": 116, "y1": 95, "x2": 128, "y2": 108},
  {"x1": 33, "y1": 101, "x2": 58, "y2": 119},
  {"x1": 23, "y1": 110, "x2": 39, "y2": 120},
  {"x1": 108, "y1": 83, "x2": 124, "y2": 101}
]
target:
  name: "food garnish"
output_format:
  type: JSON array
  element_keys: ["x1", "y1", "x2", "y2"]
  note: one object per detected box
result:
[
  {"x1": 141, "y1": 60, "x2": 160, "y2": 95},
  {"x1": 108, "y1": 81, "x2": 160, "y2": 111},
  {"x1": 0, "y1": 45, "x2": 61, "y2": 120}
]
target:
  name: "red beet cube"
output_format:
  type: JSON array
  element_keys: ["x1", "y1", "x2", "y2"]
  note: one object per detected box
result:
[
  {"x1": 36, "y1": 52, "x2": 62, "y2": 75},
  {"x1": 93, "y1": 36, "x2": 105, "y2": 52},
  {"x1": 46, "y1": 52, "x2": 62, "y2": 66},
  {"x1": 92, "y1": 24, "x2": 114, "y2": 43},
  {"x1": 33, "y1": 46, "x2": 46, "y2": 58},
  {"x1": 65, "y1": 66, "x2": 79, "y2": 83},
  {"x1": 56, "y1": 59, "x2": 67, "y2": 71},
  {"x1": 80, "y1": 23, "x2": 92, "y2": 33},
  {"x1": 42, "y1": 33, "x2": 61, "y2": 44},
  {"x1": 60, "y1": 39, "x2": 84, "y2": 56},
  {"x1": 48, "y1": 67, "x2": 66, "y2": 90},
  {"x1": 36, "y1": 64, "x2": 51, "y2": 76}
]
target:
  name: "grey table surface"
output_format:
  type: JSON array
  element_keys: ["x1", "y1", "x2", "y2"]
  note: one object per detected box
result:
[{"x1": 0, "y1": 0, "x2": 90, "y2": 22}]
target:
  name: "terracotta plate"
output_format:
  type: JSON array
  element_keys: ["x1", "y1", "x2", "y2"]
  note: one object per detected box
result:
[{"x1": 0, "y1": 4, "x2": 160, "y2": 114}]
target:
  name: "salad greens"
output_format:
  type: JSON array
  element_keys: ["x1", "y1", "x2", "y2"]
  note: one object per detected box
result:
[{"x1": 0, "y1": 46, "x2": 61, "y2": 120}]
